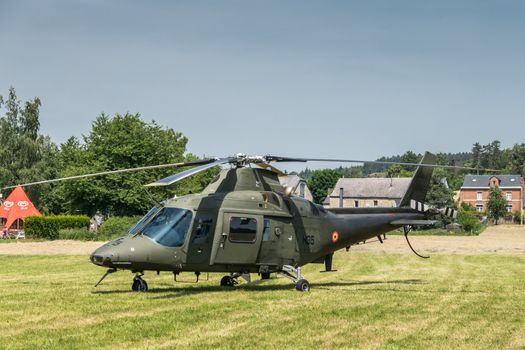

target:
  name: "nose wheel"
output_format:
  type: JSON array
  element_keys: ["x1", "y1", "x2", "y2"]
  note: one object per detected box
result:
[
  {"x1": 132, "y1": 275, "x2": 148, "y2": 292},
  {"x1": 220, "y1": 275, "x2": 238, "y2": 287}
]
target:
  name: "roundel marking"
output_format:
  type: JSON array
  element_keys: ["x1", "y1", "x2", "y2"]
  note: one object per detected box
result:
[{"x1": 331, "y1": 231, "x2": 339, "y2": 243}]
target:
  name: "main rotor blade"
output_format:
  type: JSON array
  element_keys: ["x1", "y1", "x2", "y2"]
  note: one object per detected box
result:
[
  {"x1": 145, "y1": 157, "x2": 233, "y2": 187},
  {"x1": 1, "y1": 159, "x2": 217, "y2": 190},
  {"x1": 265, "y1": 155, "x2": 501, "y2": 172}
]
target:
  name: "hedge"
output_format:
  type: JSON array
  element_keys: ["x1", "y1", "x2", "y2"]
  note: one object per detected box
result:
[{"x1": 25, "y1": 215, "x2": 90, "y2": 240}]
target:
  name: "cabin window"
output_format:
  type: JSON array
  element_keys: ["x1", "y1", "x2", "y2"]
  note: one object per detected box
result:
[
  {"x1": 299, "y1": 183, "x2": 305, "y2": 198},
  {"x1": 229, "y1": 217, "x2": 257, "y2": 243},
  {"x1": 192, "y1": 218, "x2": 213, "y2": 245},
  {"x1": 262, "y1": 219, "x2": 271, "y2": 241},
  {"x1": 262, "y1": 192, "x2": 280, "y2": 207}
]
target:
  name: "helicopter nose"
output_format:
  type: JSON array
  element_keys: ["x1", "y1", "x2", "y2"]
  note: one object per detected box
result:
[
  {"x1": 90, "y1": 245, "x2": 118, "y2": 267},
  {"x1": 89, "y1": 253, "x2": 109, "y2": 266},
  {"x1": 90, "y1": 252, "x2": 113, "y2": 266}
]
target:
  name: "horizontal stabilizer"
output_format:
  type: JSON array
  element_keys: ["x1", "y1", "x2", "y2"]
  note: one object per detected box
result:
[
  {"x1": 439, "y1": 207, "x2": 458, "y2": 219},
  {"x1": 411, "y1": 199, "x2": 458, "y2": 219},
  {"x1": 390, "y1": 220, "x2": 437, "y2": 226},
  {"x1": 410, "y1": 199, "x2": 429, "y2": 212}
]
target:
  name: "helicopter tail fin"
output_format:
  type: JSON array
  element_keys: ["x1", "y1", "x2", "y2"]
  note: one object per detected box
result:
[{"x1": 399, "y1": 152, "x2": 436, "y2": 208}]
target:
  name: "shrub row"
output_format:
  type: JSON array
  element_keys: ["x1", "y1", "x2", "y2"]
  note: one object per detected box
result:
[{"x1": 25, "y1": 215, "x2": 90, "y2": 240}]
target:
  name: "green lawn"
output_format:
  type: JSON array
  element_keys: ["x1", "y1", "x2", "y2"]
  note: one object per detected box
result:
[{"x1": 1, "y1": 252, "x2": 524, "y2": 350}]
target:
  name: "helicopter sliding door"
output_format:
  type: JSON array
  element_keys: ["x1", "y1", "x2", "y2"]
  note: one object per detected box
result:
[{"x1": 213, "y1": 213, "x2": 263, "y2": 265}]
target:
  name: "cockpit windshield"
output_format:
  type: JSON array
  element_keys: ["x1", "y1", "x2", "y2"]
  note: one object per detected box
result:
[
  {"x1": 140, "y1": 207, "x2": 193, "y2": 247},
  {"x1": 128, "y1": 206, "x2": 159, "y2": 236}
]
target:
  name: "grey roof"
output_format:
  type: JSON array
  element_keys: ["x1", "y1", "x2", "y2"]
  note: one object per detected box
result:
[
  {"x1": 461, "y1": 175, "x2": 523, "y2": 188},
  {"x1": 329, "y1": 178, "x2": 411, "y2": 199}
]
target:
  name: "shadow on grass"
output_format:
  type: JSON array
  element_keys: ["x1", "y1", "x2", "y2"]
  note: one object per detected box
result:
[{"x1": 91, "y1": 278, "x2": 426, "y2": 299}]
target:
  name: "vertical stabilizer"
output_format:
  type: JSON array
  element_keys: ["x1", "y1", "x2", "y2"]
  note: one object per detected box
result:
[{"x1": 399, "y1": 152, "x2": 436, "y2": 207}]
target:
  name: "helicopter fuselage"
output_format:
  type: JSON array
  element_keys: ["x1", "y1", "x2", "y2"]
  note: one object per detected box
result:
[{"x1": 90, "y1": 189, "x2": 424, "y2": 275}]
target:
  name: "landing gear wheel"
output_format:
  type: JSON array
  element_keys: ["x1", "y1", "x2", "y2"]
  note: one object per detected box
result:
[
  {"x1": 295, "y1": 279, "x2": 310, "y2": 292},
  {"x1": 132, "y1": 277, "x2": 148, "y2": 292},
  {"x1": 220, "y1": 275, "x2": 235, "y2": 287}
]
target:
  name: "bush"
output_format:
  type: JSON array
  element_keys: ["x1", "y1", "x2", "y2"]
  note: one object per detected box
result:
[
  {"x1": 25, "y1": 215, "x2": 90, "y2": 240},
  {"x1": 457, "y1": 210, "x2": 483, "y2": 234},
  {"x1": 513, "y1": 211, "x2": 525, "y2": 224},
  {"x1": 58, "y1": 228, "x2": 98, "y2": 241},
  {"x1": 99, "y1": 216, "x2": 141, "y2": 239}
]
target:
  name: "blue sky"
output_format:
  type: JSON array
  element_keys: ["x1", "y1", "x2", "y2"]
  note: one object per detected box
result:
[{"x1": 1, "y1": 0, "x2": 524, "y2": 170}]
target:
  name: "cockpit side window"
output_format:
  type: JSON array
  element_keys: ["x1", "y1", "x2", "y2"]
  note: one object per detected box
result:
[
  {"x1": 141, "y1": 208, "x2": 193, "y2": 247},
  {"x1": 192, "y1": 218, "x2": 213, "y2": 245}
]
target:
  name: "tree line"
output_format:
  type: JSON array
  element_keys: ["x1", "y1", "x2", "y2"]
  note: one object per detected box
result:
[
  {"x1": 2, "y1": 87, "x2": 523, "y2": 217},
  {"x1": 296, "y1": 143, "x2": 525, "y2": 206},
  {"x1": 0, "y1": 87, "x2": 218, "y2": 216}
]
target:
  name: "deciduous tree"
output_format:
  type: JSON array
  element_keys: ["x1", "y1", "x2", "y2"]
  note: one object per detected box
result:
[
  {"x1": 308, "y1": 169, "x2": 340, "y2": 204},
  {"x1": 487, "y1": 186, "x2": 507, "y2": 224},
  {"x1": 53, "y1": 113, "x2": 217, "y2": 216},
  {"x1": 0, "y1": 87, "x2": 59, "y2": 212}
]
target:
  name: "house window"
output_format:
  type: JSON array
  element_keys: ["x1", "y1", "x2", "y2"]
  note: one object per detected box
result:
[
  {"x1": 476, "y1": 192, "x2": 483, "y2": 201},
  {"x1": 506, "y1": 192, "x2": 512, "y2": 201},
  {"x1": 354, "y1": 200, "x2": 359, "y2": 208},
  {"x1": 476, "y1": 205, "x2": 483, "y2": 212},
  {"x1": 506, "y1": 205, "x2": 513, "y2": 213},
  {"x1": 373, "y1": 200, "x2": 378, "y2": 207}
]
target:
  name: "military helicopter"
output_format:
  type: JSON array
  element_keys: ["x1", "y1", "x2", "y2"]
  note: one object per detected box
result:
[{"x1": 6, "y1": 152, "x2": 475, "y2": 292}]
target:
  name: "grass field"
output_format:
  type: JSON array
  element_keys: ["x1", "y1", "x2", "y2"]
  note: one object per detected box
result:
[{"x1": 1, "y1": 251, "x2": 524, "y2": 350}]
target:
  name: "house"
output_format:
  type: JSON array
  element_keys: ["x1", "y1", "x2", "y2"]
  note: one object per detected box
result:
[
  {"x1": 458, "y1": 175, "x2": 524, "y2": 213},
  {"x1": 325, "y1": 178, "x2": 411, "y2": 208},
  {"x1": 278, "y1": 175, "x2": 314, "y2": 202}
]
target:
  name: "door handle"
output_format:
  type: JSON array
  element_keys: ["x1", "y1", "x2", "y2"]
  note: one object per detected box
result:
[{"x1": 219, "y1": 232, "x2": 228, "y2": 247}]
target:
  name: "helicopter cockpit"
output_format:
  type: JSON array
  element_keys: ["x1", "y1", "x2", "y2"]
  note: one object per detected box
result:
[{"x1": 90, "y1": 204, "x2": 194, "y2": 270}]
